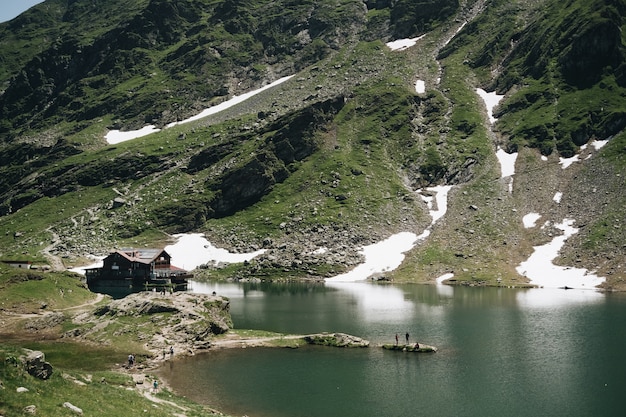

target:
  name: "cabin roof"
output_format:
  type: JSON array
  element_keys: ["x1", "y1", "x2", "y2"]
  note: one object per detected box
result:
[{"x1": 113, "y1": 248, "x2": 169, "y2": 264}]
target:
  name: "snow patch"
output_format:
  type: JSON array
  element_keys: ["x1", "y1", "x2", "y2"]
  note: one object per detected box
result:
[
  {"x1": 386, "y1": 35, "x2": 426, "y2": 51},
  {"x1": 496, "y1": 148, "x2": 517, "y2": 178},
  {"x1": 167, "y1": 76, "x2": 293, "y2": 128},
  {"x1": 436, "y1": 272, "x2": 454, "y2": 284},
  {"x1": 516, "y1": 219, "x2": 605, "y2": 289},
  {"x1": 325, "y1": 232, "x2": 419, "y2": 282},
  {"x1": 559, "y1": 154, "x2": 580, "y2": 169},
  {"x1": 164, "y1": 233, "x2": 266, "y2": 270},
  {"x1": 312, "y1": 247, "x2": 328, "y2": 255},
  {"x1": 326, "y1": 185, "x2": 452, "y2": 282},
  {"x1": 105, "y1": 125, "x2": 161, "y2": 144},
  {"x1": 553, "y1": 192, "x2": 563, "y2": 204},
  {"x1": 476, "y1": 88, "x2": 504, "y2": 124},
  {"x1": 415, "y1": 79, "x2": 426, "y2": 94},
  {"x1": 104, "y1": 76, "x2": 293, "y2": 144},
  {"x1": 591, "y1": 138, "x2": 609, "y2": 150},
  {"x1": 522, "y1": 213, "x2": 541, "y2": 228}
]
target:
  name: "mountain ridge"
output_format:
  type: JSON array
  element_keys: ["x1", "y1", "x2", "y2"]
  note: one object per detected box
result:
[{"x1": 0, "y1": 0, "x2": 625, "y2": 289}]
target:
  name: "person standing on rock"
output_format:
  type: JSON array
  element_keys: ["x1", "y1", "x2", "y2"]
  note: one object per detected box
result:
[
  {"x1": 395, "y1": 333, "x2": 399, "y2": 346},
  {"x1": 405, "y1": 332, "x2": 410, "y2": 344}
]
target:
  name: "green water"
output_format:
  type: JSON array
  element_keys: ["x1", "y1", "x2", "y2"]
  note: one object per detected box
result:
[{"x1": 160, "y1": 282, "x2": 626, "y2": 417}]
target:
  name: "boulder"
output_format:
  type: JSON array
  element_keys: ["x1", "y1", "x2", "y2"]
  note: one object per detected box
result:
[
  {"x1": 24, "y1": 350, "x2": 54, "y2": 380},
  {"x1": 304, "y1": 332, "x2": 369, "y2": 348},
  {"x1": 381, "y1": 343, "x2": 437, "y2": 353},
  {"x1": 63, "y1": 402, "x2": 83, "y2": 415}
]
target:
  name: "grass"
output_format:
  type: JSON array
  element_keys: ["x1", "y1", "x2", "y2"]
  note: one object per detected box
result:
[
  {"x1": 0, "y1": 267, "x2": 95, "y2": 313},
  {"x1": 0, "y1": 267, "x2": 229, "y2": 416},
  {"x1": 0, "y1": 344, "x2": 220, "y2": 417}
]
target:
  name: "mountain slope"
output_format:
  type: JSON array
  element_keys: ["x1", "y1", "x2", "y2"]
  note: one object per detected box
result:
[{"x1": 0, "y1": 0, "x2": 624, "y2": 289}]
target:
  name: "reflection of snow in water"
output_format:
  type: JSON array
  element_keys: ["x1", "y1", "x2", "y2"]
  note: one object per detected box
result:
[
  {"x1": 325, "y1": 281, "x2": 414, "y2": 322},
  {"x1": 515, "y1": 287, "x2": 603, "y2": 308},
  {"x1": 189, "y1": 281, "x2": 262, "y2": 299}
]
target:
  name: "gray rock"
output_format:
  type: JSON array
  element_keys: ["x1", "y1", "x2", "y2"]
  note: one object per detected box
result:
[
  {"x1": 24, "y1": 350, "x2": 54, "y2": 380},
  {"x1": 111, "y1": 197, "x2": 126, "y2": 208},
  {"x1": 63, "y1": 402, "x2": 83, "y2": 414}
]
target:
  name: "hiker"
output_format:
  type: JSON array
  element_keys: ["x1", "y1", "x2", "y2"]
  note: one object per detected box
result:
[
  {"x1": 395, "y1": 333, "x2": 399, "y2": 345},
  {"x1": 169, "y1": 346, "x2": 174, "y2": 357},
  {"x1": 128, "y1": 354, "x2": 134, "y2": 367},
  {"x1": 405, "y1": 332, "x2": 410, "y2": 344},
  {"x1": 153, "y1": 380, "x2": 158, "y2": 393}
]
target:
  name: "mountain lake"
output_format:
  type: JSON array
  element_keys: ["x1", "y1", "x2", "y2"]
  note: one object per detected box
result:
[{"x1": 158, "y1": 281, "x2": 626, "y2": 417}]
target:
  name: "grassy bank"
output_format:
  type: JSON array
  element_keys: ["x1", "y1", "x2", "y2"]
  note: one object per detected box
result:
[
  {"x1": 0, "y1": 266, "x2": 228, "y2": 416},
  {"x1": 0, "y1": 343, "x2": 221, "y2": 417}
]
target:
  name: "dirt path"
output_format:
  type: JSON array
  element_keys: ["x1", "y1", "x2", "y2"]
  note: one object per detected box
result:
[
  {"x1": 0, "y1": 293, "x2": 105, "y2": 331},
  {"x1": 41, "y1": 227, "x2": 65, "y2": 271},
  {"x1": 59, "y1": 293, "x2": 106, "y2": 312}
]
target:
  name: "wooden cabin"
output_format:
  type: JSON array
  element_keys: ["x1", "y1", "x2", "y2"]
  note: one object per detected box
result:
[{"x1": 85, "y1": 248, "x2": 190, "y2": 294}]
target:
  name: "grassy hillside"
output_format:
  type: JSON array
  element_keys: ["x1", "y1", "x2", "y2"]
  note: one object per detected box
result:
[{"x1": 0, "y1": 0, "x2": 624, "y2": 287}]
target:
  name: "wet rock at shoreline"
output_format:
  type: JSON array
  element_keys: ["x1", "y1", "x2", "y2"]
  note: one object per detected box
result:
[{"x1": 304, "y1": 332, "x2": 370, "y2": 347}]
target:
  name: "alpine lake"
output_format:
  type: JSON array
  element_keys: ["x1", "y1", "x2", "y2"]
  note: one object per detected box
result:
[{"x1": 158, "y1": 281, "x2": 626, "y2": 417}]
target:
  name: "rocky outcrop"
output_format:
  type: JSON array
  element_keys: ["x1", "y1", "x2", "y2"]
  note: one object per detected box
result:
[
  {"x1": 22, "y1": 350, "x2": 54, "y2": 380},
  {"x1": 71, "y1": 292, "x2": 233, "y2": 362},
  {"x1": 382, "y1": 343, "x2": 437, "y2": 353},
  {"x1": 207, "y1": 97, "x2": 346, "y2": 218},
  {"x1": 304, "y1": 332, "x2": 370, "y2": 347}
]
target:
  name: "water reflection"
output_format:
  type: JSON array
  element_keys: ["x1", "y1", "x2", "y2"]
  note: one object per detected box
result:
[
  {"x1": 162, "y1": 282, "x2": 626, "y2": 417},
  {"x1": 515, "y1": 287, "x2": 604, "y2": 308},
  {"x1": 325, "y1": 281, "x2": 414, "y2": 322}
]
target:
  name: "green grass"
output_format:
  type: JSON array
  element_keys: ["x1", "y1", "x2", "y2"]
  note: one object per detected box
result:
[
  {"x1": 0, "y1": 267, "x2": 95, "y2": 313},
  {"x1": 0, "y1": 344, "x2": 221, "y2": 417}
]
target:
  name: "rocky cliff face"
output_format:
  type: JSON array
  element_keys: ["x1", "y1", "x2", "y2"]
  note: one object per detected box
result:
[
  {"x1": 70, "y1": 292, "x2": 233, "y2": 358},
  {"x1": 0, "y1": 0, "x2": 625, "y2": 288}
]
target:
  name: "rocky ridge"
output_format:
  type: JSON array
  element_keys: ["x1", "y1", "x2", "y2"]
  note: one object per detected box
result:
[{"x1": 68, "y1": 292, "x2": 232, "y2": 364}]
